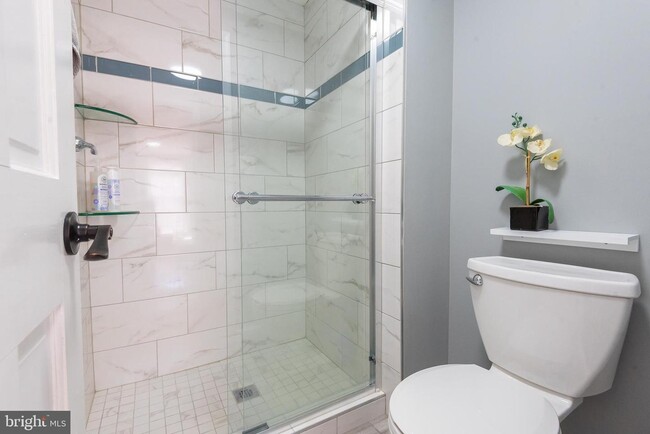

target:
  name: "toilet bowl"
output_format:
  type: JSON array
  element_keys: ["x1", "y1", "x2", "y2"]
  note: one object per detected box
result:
[{"x1": 388, "y1": 256, "x2": 640, "y2": 434}]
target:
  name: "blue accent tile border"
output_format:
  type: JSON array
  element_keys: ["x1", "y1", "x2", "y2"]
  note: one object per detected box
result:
[{"x1": 80, "y1": 29, "x2": 403, "y2": 110}]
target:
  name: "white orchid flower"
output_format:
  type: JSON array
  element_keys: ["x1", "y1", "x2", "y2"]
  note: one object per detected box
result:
[
  {"x1": 528, "y1": 138, "x2": 552, "y2": 155},
  {"x1": 521, "y1": 125, "x2": 542, "y2": 139},
  {"x1": 497, "y1": 128, "x2": 526, "y2": 147},
  {"x1": 541, "y1": 148, "x2": 563, "y2": 170}
]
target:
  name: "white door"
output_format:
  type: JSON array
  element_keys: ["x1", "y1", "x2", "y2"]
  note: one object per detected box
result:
[{"x1": 0, "y1": 0, "x2": 83, "y2": 429}]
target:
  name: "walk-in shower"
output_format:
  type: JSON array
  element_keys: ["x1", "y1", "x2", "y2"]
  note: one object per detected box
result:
[
  {"x1": 75, "y1": 0, "x2": 392, "y2": 431},
  {"x1": 227, "y1": 1, "x2": 378, "y2": 430}
]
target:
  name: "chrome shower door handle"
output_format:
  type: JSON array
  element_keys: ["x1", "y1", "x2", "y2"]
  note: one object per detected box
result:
[{"x1": 466, "y1": 274, "x2": 483, "y2": 286}]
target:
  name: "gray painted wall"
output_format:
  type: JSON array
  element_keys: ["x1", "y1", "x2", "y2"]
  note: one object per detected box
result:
[
  {"x1": 402, "y1": 0, "x2": 454, "y2": 377},
  {"x1": 449, "y1": 1, "x2": 650, "y2": 432}
]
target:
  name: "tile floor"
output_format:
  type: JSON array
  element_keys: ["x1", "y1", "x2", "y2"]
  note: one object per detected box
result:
[{"x1": 86, "y1": 339, "x2": 367, "y2": 434}]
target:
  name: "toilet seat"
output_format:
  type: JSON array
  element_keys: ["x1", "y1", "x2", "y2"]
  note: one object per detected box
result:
[{"x1": 388, "y1": 364, "x2": 560, "y2": 434}]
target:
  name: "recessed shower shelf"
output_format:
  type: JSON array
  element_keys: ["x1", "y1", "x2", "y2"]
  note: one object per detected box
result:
[
  {"x1": 79, "y1": 211, "x2": 140, "y2": 217},
  {"x1": 490, "y1": 228, "x2": 639, "y2": 252},
  {"x1": 74, "y1": 104, "x2": 138, "y2": 124}
]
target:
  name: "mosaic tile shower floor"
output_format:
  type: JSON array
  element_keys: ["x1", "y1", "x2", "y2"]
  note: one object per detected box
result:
[{"x1": 86, "y1": 339, "x2": 359, "y2": 434}]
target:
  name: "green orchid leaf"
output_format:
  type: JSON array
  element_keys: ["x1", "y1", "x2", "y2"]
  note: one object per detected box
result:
[
  {"x1": 495, "y1": 185, "x2": 526, "y2": 204},
  {"x1": 531, "y1": 198, "x2": 555, "y2": 224}
]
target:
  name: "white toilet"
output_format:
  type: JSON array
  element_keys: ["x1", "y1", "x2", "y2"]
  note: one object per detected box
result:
[{"x1": 388, "y1": 256, "x2": 641, "y2": 434}]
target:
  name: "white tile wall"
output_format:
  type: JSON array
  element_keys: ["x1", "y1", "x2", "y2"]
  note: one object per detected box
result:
[{"x1": 119, "y1": 125, "x2": 215, "y2": 172}]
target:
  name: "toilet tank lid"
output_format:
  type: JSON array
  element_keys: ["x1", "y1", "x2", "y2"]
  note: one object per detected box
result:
[{"x1": 468, "y1": 256, "x2": 641, "y2": 298}]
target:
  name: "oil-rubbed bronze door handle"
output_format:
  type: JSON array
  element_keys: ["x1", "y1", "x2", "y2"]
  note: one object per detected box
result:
[{"x1": 63, "y1": 212, "x2": 113, "y2": 261}]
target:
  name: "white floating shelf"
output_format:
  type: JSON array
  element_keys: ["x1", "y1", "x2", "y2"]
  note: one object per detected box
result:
[{"x1": 490, "y1": 228, "x2": 639, "y2": 252}]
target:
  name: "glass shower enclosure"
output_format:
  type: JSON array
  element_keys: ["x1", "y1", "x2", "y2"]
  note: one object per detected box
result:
[{"x1": 227, "y1": 0, "x2": 377, "y2": 431}]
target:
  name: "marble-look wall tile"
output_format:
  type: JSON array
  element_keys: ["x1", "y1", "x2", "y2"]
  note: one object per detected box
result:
[
  {"x1": 209, "y1": 0, "x2": 222, "y2": 39},
  {"x1": 225, "y1": 212, "x2": 241, "y2": 250},
  {"x1": 241, "y1": 246, "x2": 287, "y2": 285},
  {"x1": 242, "y1": 311, "x2": 305, "y2": 353},
  {"x1": 221, "y1": 42, "x2": 238, "y2": 84},
  {"x1": 188, "y1": 290, "x2": 227, "y2": 332},
  {"x1": 116, "y1": 169, "x2": 186, "y2": 213},
  {"x1": 84, "y1": 120, "x2": 118, "y2": 168},
  {"x1": 237, "y1": 46, "x2": 264, "y2": 87},
  {"x1": 380, "y1": 104, "x2": 403, "y2": 163},
  {"x1": 153, "y1": 83, "x2": 224, "y2": 134},
  {"x1": 223, "y1": 94, "x2": 241, "y2": 135},
  {"x1": 305, "y1": 5, "x2": 327, "y2": 60},
  {"x1": 311, "y1": 11, "x2": 363, "y2": 85},
  {"x1": 242, "y1": 284, "x2": 266, "y2": 321},
  {"x1": 89, "y1": 260, "x2": 123, "y2": 307},
  {"x1": 263, "y1": 52, "x2": 304, "y2": 95},
  {"x1": 92, "y1": 296, "x2": 187, "y2": 351},
  {"x1": 94, "y1": 343, "x2": 157, "y2": 390},
  {"x1": 306, "y1": 211, "x2": 342, "y2": 251},
  {"x1": 83, "y1": 72, "x2": 154, "y2": 126},
  {"x1": 237, "y1": 6, "x2": 284, "y2": 56},
  {"x1": 221, "y1": 2, "x2": 237, "y2": 44},
  {"x1": 237, "y1": 0, "x2": 304, "y2": 25},
  {"x1": 226, "y1": 250, "x2": 242, "y2": 288},
  {"x1": 157, "y1": 327, "x2": 228, "y2": 375},
  {"x1": 112, "y1": 0, "x2": 210, "y2": 36},
  {"x1": 284, "y1": 22, "x2": 305, "y2": 62},
  {"x1": 327, "y1": 120, "x2": 366, "y2": 172},
  {"x1": 381, "y1": 313, "x2": 400, "y2": 372},
  {"x1": 227, "y1": 324, "x2": 242, "y2": 358},
  {"x1": 266, "y1": 279, "x2": 306, "y2": 317},
  {"x1": 156, "y1": 213, "x2": 226, "y2": 255},
  {"x1": 87, "y1": 214, "x2": 156, "y2": 259},
  {"x1": 241, "y1": 212, "x2": 306, "y2": 248},
  {"x1": 287, "y1": 142, "x2": 306, "y2": 177},
  {"x1": 227, "y1": 286, "x2": 242, "y2": 325},
  {"x1": 265, "y1": 176, "x2": 305, "y2": 211},
  {"x1": 288, "y1": 245, "x2": 306, "y2": 278},
  {"x1": 341, "y1": 72, "x2": 368, "y2": 128},
  {"x1": 186, "y1": 172, "x2": 226, "y2": 212},
  {"x1": 306, "y1": 246, "x2": 328, "y2": 287},
  {"x1": 341, "y1": 212, "x2": 369, "y2": 259},
  {"x1": 380, "y1": 160, "x2": 402, "y2": 214},
  {"x1": 81, "y1": 6, "x2": 182, "y2": 70},
  {"x1": 80, "y1": 0, "x2": 111, "y2": 11},
  {"x1": 327, "y1": 252, "x2": 368, "y2": 304},
  {"x1": 122, "y1": 253, "x2": 217, "y2": 301},
  {"x1": 305, "y1": 89, "x2": 341, "y2": 142},
  {"x1": 305, "y1": 312, "x2": 368, "y2": 382},
  {"x1": 326, "y1": 0, "x2": 360, "y2": 38},
  {"x1": 381, "y1": 264, "x2": 401, "y2": 320},
  {"x1": 314, "y1": 288, "x2": 359, "y2": 343},
  {"x1": 382, "y1": 362, "x2": 401, "y2": 404},
  {"x1": 379, "y1": 213, "x2": 400, "y2": 267},
  {"x1": 240, "y1": 100, "x2": 304, "y2": 143},
  {"x1": 216, "y1": 251, "x2": 228, "y2": 289},
  {"x1": 119, "y1": 125, "x2": 215, "y2": 172},
  {"x1": 381, "y1": 49, "x2": 404, "y2": 111},
  {"x1": 239, "y1": 137, "x2": 287, "y2": 176},
  {"x1": 214, "y1": 134, "x2": 225, "y2": 173},
  {"x1": 305, "y1": 0, "x2": 326, "y2": 24}
]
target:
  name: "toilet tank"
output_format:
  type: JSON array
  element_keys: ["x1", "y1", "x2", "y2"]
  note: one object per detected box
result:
[{"x1": 467, "y1": 256, "x2": 640, "y2": 398}]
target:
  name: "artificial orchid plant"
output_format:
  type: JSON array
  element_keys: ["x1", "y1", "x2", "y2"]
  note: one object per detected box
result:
[{"x1": 496, "y1": 113, "x2": 563, "y2": 223}]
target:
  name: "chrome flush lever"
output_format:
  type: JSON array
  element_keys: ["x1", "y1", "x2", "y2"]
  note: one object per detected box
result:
[{"x1": 466, "y1": 274, "x2": 483, "y2": 286}]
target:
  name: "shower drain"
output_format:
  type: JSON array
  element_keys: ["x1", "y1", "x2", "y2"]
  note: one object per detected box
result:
[{"x1": 233, "y1": 384, "x2": 261, "y2": 403}]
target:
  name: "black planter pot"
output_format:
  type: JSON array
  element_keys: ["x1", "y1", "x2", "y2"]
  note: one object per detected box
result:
[{"x1": 510, "y1": 206, "x2": 549, "y2": 231}]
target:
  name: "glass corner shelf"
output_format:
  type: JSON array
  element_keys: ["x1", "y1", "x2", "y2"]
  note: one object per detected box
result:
[
  {"x1": 79, "y1": 211, "x2": 140, "y2": 217},
  {"x1": 74, "y1": 104, "x2": 138, "y2": 125}
]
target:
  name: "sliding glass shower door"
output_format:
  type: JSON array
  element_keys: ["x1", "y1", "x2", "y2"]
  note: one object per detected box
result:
[{"x1": 227, "y1": 0, "x2": 376, "y2": 431}]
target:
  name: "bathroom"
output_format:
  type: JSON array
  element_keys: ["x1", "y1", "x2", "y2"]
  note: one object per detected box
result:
[{"x1": 0, "y1": 0, "x2": 649, "y2": 433}]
